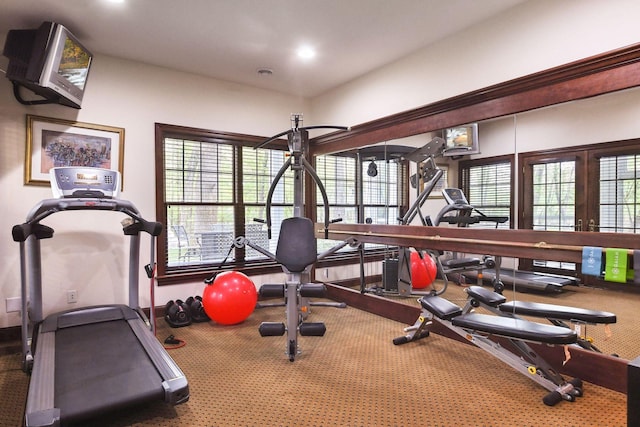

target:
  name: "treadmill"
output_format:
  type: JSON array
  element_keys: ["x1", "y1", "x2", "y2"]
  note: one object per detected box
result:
[
  {"x1": 464, "y1": 268, "x2": 578, "y2": 293},
  {"x1": 438, "y1": 188, "x2": 578, "y2": 293},
  {"x1": 13, "y1": 167, "x2": 189, "y2": 427}
]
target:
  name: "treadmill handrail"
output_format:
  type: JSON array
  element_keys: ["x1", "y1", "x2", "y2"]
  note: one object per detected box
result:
[{"x1": 13, "y1": 198, "x2": 162, "y2": 242}]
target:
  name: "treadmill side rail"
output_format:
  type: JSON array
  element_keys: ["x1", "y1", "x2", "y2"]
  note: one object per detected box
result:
[
  {"x1": 163, "y1": 377, "x2": 190, "y2": 405},
  {"x1": 25, "y1": 409, "x2": 61, "y2": 427},
  {"x1": 128, "y1": 317, "x2": 190, "y2": 404},
  {"x1": 25, "y1": 332, "x2": 59, "y2": 427}
]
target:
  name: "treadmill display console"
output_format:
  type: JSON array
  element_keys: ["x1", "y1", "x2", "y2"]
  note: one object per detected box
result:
[
  {"x1": 442, "y1": 188, "x2": 469, "y2": 205},
  {"x1": 50, "y1": 167, "x2": 121, "y2": 199}
]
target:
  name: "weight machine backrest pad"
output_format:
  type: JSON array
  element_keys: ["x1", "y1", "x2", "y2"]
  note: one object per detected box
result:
[{"x1": 276, "y1": 217, "x2": 317, "y2": 273}]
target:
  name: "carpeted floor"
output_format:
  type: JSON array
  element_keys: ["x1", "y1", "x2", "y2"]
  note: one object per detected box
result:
[{"x1": 0, "y1": 283, "x2": 632, "y2": 426}]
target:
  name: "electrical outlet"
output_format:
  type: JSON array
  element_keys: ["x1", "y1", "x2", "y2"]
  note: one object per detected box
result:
[
  {"x1": 6, "y1": 297, "x2": 21, "y2": 313},
  {"x1": 67, "y1": 290, "x2": 78, "y2": 304}
]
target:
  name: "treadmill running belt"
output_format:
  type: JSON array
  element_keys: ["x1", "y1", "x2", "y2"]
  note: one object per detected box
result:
[{"x1": 55, "y1": 319, "x2": 164, "y2": 422}]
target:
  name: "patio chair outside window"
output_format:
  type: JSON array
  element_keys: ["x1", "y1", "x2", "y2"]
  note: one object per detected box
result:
[{"x1": 172, "y1": 225, "x2": 201, "y2": 262}]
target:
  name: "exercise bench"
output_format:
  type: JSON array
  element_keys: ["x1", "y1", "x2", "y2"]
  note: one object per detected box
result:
[{"x1": 394, "y1": 292, "x2": 584, "y2": 406}]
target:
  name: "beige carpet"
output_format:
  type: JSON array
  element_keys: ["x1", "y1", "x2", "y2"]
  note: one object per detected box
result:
[{"x1": 0, "y1": 287, "x2": 628, "y2": 426}]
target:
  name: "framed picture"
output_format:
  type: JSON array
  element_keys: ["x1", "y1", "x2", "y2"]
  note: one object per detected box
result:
[{"x1": 25, "y1": 115, "x2": 125, "y2": 187}]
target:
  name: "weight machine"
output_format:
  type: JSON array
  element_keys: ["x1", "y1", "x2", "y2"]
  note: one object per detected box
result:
[
  {"x1": 231, "y1": 114, "x2": 356, "y2": 361},
  {"x1": 361, "y1": 136, "x2": 501, "y2": 297}
]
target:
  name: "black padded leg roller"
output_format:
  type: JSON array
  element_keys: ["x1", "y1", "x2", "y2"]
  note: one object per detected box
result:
[
  {"x1": 299, "y1": 283, "x2": 326, "y2": 298},
  {"x1": 299, "y1": 322, "x2": 326, "y2": 336},
  {"x1": 259, "y1": 284, "x2": 285, "y2": 299},
  {"x1": 259, "y1": 322, "x2": 286, "y2": 336}
]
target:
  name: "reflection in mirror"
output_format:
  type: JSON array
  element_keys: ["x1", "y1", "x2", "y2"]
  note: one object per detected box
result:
[{"x1": 318, "y1": 87, "x2": 640, "y2": 360}]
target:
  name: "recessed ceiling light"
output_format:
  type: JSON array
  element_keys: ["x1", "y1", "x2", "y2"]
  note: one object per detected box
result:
[
  {"x1": 257, "y1": 68, "x2": 274, "y2": 76},
  {"x1": 296, "y1": 46, "x2": 316, "y2": 60}
]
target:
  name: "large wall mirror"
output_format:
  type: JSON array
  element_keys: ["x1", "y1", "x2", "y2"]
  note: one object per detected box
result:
[{"x1": 310, "y1": 44, "x2": 640, "y2": 362}]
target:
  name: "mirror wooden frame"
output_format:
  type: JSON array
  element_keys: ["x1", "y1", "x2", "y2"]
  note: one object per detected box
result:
[{"x1": 310, "y1": 43, "x2": 640, "y2": 156}]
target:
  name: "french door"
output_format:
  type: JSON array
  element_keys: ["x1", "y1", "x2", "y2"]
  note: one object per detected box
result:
[{"x1": 520, "y1": 139, "x2": 640, "y2": 285}]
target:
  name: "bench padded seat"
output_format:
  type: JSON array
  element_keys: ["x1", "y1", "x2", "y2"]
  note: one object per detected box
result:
[
  {"x1": 441, "y1": 257, "x2": 481, "y2": 269},
  {"x1": 499, "y1": 301, "x2": 617, "y2": 324},
  {"x1": 452, "y1": 313, "x2": 578, "y2": 345},
  {"x1": 465, "y1": 286, "x2": 506, "y2": 307},
  {"x1": 419, "y1": 296, "x2": 462, "y2": 321}
]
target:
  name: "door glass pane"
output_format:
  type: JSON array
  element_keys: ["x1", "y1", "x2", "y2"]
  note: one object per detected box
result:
[
  {"x1": 599, "y1": 154, "x2": 640, "y2": 233},
  {"x1": 531, "y1": 161, "x2": 576, "y2": 270},
  {"x1": 532, "y1": 161, "x2": 575, "y2": 232}
]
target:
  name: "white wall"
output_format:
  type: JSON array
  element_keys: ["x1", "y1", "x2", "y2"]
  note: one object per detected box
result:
[
  {"x1": 3, "y1": 0, "x2": 640, "y2": 328},
  {"x1": 0, "y1": 55, "x2": 307, "y2": 328},
  {"x1": 310, "y1": 0, "x2": 640, "y2": 127}
]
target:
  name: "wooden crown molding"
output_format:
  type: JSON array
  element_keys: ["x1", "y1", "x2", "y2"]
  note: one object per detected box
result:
[{"x1": 311, "y1": 43, "x2": 640, "y2": 156}]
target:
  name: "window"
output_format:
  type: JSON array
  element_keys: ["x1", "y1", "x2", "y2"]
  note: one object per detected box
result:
[
  {"x1": 164, "y1": 137, "x2": 235, "y2": 266},
  {"x1": 157, "y1": 124, "x2": 291, "y2": 283},
  {"x1": 242, "y1": 146, "x2": 294, "y2": 257},
  {"x1": 315, "y1": 154, "x2": 358, "y2": 224},
  {"x1": 519, "y1": 139, "x2": 640, "y2": 280},
  {"x1": 315, "y1": 154, "x2": 358, "y2": 252},
  {"x1": 531, "y1": 161, "x2": 576, "y2": 232},
  {"x1": 599, "y1": 154, "x2": 640, "y2": 233},
  {"x1": 459, "y1": 156, "x2": 513, "y2": 229},
  {"x1": 362, "y1": 159, "x2": 402, "y2": 225},
  {"x1": 156, "y1": 124, "x2": 410, "y2": 284}
]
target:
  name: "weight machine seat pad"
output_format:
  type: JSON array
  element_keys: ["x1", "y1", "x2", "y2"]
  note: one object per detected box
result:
[
  {"x1": 441, "y1": 257, "x2": 481, "y2": 269},
  {"x1": 499, "y1": 301, "x2": 617, "y2": 324},
  {"x1": 465, "y1": 286, "x2": 507, "y2": 307},
  {"x1": 419, "y1": 296, "x2": 462, "y2": 321},
  {"x1": 451, "y1": 313, "x2": 578, "y2": 345},
  {"x1": 276, "y1": 217, "x2": 317, "y2": 273}
]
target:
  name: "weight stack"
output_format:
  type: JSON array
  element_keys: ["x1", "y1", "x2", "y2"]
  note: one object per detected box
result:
[{"x1": 383, "y1": 259, "x2": 399, "y2": 291}]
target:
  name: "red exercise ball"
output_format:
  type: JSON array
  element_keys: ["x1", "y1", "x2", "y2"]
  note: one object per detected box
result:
[
  {"x1": 410, "y1": 251, "x2": 437, "y2": 289},
  {"x1": 202, "y1": 271, "x2": 258, "y2": 325}
]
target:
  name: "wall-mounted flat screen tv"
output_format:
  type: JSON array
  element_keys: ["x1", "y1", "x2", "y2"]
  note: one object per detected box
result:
[
  {"x1": 3, "y1": 21, "x2": 93, "y2": 109},
  {"x1": 442, "y1": 123, "x2": 479, "y2": 157}
]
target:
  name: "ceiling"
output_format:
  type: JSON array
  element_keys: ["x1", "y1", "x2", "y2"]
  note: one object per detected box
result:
[{"x1": 0, "y1": 0, "x2": 527, "y2": 98}]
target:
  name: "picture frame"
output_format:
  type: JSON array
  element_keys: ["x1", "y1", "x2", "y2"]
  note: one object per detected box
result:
[{"x1": 25, "y1": 115, "x2": 125, "y2": 188}]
